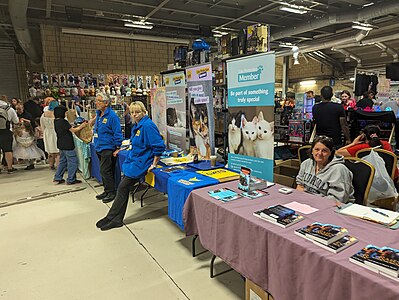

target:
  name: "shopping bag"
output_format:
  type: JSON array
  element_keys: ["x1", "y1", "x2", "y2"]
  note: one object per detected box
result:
[{"x1": 362, "y1": 150, "x2": 398, "y2": 204}]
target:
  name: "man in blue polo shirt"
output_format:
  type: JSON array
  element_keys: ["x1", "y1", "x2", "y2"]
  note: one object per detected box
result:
[{"x1": 93, "y1": 93, "x2": 123, "y2": 203}]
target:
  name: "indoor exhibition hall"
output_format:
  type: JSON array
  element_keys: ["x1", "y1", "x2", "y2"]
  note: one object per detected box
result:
[{"x1": 1, "y1": 0, "x2": 399, "y2": 299}]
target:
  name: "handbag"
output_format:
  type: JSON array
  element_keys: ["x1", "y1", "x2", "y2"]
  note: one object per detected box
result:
[
  {"x1": 75, "y1": 124, "x2": 93, "y2": 144},
  {"x1": 66, "y1": 100, "x2": 77, "y2": 124}
]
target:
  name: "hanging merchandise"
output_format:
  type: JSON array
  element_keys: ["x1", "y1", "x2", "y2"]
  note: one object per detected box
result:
[
  {"x1": 246, "y1": 24, "x2": 270, "y2": 53},
  {"x1": 41, "y1": 73, "x2": 49, "y2": 87},
  {"x1": 59, "y1": 73, "x2": 66, "y2": 87},
  {"x1": 129, "y1": 75, "x2": 136, "y2": 88},
  {"x1": 164, "y1": 70, "x2": 187, "y2": 152},
  {"x1": 32, "y1": 72, "x2": 41, "y2": 87},
  {"x1": 137, "y1": 75, "x2": 144, "y2": 90},
  {"x1": 226, "y1": 52, "x2": 275, "y2": 181},
  {"x1": 98, "y1": 74, "x2": 105, "y2": 86},
  {"x1": 71, "y1": 87, "x2": 78, "y2": 96},
  {"x1": 145, "y1": 76, "x2": 152, "y2": 90},
  {"x1": 67, "y1": 73, "x2": 74, "y2": 86},
  {"x1": 51, "y1": 73, "x2": 59, "y2": 87},
  {"x1": 192, "y1": 39, "x2": 210, "y2": 51},
  {"x1": 186, "y1": 63, "x2": 215, "y2": 159}
]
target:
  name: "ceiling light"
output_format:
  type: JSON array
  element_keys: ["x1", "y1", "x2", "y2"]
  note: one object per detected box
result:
[
  {"x1": 279, "y1": 3, "x2": 309, "y2": 14},
  {"x1": 349, "y1": 77, "x2": 355, "y2": 81},
  {"x1": 124, "y1": 21, "x2": 153, "y2": 30},
  {"x1": 380, "y1": 51, "x2": 388, "y2": 57},
  {"x1": 300, "y1": 80, "x2": 316, "y2": 86},
  {"x1": 344, "y1": 56, "x2": 350, "y2": 63},
  {"x1": 294, "y1": 59, "x2": 300, "y2": 65},
  {"x1": 280, "y1": 6, "x2": 308, "y2": 14},
  {"x1": 212, "y1": 30, "x2": 229, "y2": 36},
  {"x1": 362, "y1": 2, "x2": 374, "y2": 7},
  {"x1": 352, "y1": 21, "x2": 374, "y2": 31},
  {"x1": 213, "y1": 33, "x2": 223, "y2": 38},
  {"x1": 279, "y1": 42, "x2": 294, "y2": 48}
]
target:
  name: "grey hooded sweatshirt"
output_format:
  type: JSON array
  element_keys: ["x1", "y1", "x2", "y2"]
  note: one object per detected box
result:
[{"x1": 296, "y1": 155, "x2": 354, "y2": 203}]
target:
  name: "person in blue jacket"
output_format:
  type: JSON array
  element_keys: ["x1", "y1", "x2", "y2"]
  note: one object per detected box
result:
[
  {"x1": 96, "y1": 101, "x2": 165, "y2": 231},
  {"x1": 92, "y1": 93, "x2": 123, "y2": 203}
]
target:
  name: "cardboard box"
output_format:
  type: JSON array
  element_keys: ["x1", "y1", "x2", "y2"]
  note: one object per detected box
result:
[
  {"x1": 245, "y1": 279, "x2": 268, "y2": 300},
  {"x1": 274, "y1": 173, "x2": 297, "y2": 188},
  {"x1": 274, "y1": 165, "x2": 299, "y2": 188},
  {"x1": 279, "y1": 159, "x2": 300, "y2": 169}
]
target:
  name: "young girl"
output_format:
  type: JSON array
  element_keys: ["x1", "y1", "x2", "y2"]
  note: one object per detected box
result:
[{"x1": 13, "y1": 121, "x2": 45, "y2": 170}]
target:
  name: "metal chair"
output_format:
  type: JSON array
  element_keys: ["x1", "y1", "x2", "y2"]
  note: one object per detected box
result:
[
  {"x1": 298, "y1": 145, "x2": 311, "y2": 164},
  {"x1": 344, "y1": 157, "x2": 375, "y2": 205},
  {"x1": 356, "y1": 148, "x2": 397, "y2": 180}
]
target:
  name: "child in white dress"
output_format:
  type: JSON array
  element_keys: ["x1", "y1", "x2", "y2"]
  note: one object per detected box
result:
[{"x1": 13, "y1": 121, "x2": 45, "y2": 170}]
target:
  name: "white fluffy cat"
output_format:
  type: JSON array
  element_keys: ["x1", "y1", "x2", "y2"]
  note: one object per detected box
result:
[
  {"x1": 254, "y1": 111, "x2": 274, "y2": 159},
  {"x1": 228, "y1": 117, "x2": 242, "y2": 154},
  {"x1": 242, "y1": 115, "x2": 257, "y2": 157}
]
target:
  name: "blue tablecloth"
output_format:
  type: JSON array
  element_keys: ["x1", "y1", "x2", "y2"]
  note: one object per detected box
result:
[
  {"x1": 115, "y1": 149, "x2": 221, "y2": 230},
  {"x1": 167, "y1": 171, "x2": 219, "y2": 230}
]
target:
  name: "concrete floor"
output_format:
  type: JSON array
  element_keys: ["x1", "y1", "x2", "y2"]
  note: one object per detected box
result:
[{"x1": 0, "y1": 164, "x2": 244, "y2": 300}]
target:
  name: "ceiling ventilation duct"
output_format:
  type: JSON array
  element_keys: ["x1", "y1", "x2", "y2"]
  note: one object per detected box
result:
[
  {"x1": 9, "y1": 0, "x2": 42, "y2": 64},
  {"x1": 271, "y1": 0, "x2": 399, "y2": 42}
]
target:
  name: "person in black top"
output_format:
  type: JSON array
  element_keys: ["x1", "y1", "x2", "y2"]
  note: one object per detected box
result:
[
  {"x1": 15, "y1": 103, "x2": 33, "y2": 123},
  {"x1": 312, "y1": 86, "x2": 351, "y2": 148},
  {"x1": 53, "y1": 106, "x2": 87, "y2": 185},
  {"x1": 24, "y1": 97, "x2": 42, "y2": 120},
  {"x1": 356, "y1": 91, "x2": 374, "y2": 110}
]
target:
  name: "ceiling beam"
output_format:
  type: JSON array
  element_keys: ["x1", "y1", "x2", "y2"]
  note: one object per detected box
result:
[
  {"x1": 46, "y1": 0, "x2": 52, "y2": 18},
  {"x1": 145, "y1": 0, "x2": 170, "y2": 20}
]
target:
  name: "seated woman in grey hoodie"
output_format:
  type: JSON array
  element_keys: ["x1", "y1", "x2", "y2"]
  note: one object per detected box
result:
[{"x1": 296, "y1": 136, "x2": 354, "y2": 203}]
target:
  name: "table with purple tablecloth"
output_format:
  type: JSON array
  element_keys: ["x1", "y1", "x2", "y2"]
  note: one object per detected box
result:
[{"x1": 183, "y1": 180, "x2": 399, "y2": 300}]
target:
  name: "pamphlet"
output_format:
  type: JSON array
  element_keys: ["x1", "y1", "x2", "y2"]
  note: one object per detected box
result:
[
  {"x1": 208, "y1": 188, "x2": 241, "y2": 202},
  {"x1": 253, "y1": 205, "x2": 304, "y2": 228},
  {"x1": 241, "y1": 190, "x2": 269, "y2": 199},
  {"x1": 338, "y1": 203, "x2": 399, "y2": 226}
]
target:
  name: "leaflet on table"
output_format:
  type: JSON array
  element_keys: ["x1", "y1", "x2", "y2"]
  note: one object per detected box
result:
[
  {"x1": 349, "y1": 245, "x2": 399, "y2": 280},
  {"x1": 253, "y1": 204, "x2": 304, "y2": 228},
  {"x1": 338, "y1": 203, "x2": 399, "y2": 226},
  {"x1": 197, "y1": 168, "x2": 240, "y2": 182},
  {"x1": 295, "y1": 229, "x2": 358, "y2": 253},
  {"x1": 284, "y1": 201, "x2": 319, "y2": 215},
  {"x1": 208, "y1": 188, "x2": 241, "y2": 202},
  {"x1": 241, "y1": 190, "x2": 269, "y2": 199},
  {"x1": 295, "y1": 222, "x2": 348, "y2": 245},
  {"x1": 160, "y1": 156, "x2": 194, "y2": 166},
  {"x1": 160, "y1": 166, "x2": 187, "y2": 173}
]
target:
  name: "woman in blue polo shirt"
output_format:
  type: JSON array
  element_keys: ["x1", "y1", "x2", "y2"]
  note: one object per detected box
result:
[
  {"x1": 93, "y1": 93, "x2": 123, "y2": 203},
  {"x1": 96, "y1": 101, "x2": 165, "y2": 231}
]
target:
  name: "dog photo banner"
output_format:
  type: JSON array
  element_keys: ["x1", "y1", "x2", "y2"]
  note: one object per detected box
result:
[
  {"x1": 226, "y1": 52, "x2": 275, "y2": 181},
  {"x1": 164, "y1": 71, "x2": 187, "y2": 152},
  {"x1": 186, "y1": 63, "x2": 215, "y2": 158}
]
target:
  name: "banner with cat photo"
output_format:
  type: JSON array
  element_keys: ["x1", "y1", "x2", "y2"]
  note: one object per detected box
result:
[
  {"x1": 226, "y1": 52, "x2": 275, "y2": 181},
  {"x1": 164, "y1": 71, "x2": 187, "y2": 152},
  {"x1": 150, "y1": 87, "x2": 167, "y2": 141},
  {"x1": 186, "y1": 63, "x2": 215, "y2": 159}
]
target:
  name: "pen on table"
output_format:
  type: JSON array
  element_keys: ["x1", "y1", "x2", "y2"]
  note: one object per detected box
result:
[{"x1": 371, "y1": 208, "x2": 389, "y2": 217}]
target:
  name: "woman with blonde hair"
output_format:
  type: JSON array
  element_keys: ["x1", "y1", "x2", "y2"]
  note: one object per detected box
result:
[{"x1": 96, "y1": 101, "x2": 165, "y2": 231}]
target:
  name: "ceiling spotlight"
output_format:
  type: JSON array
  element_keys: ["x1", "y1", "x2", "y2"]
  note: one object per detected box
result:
[
  {"x1": 380, "y1": 51, "x2": 388, "y2": 57},
  {"x1": 294, "y1": 59, "x2": 300, "y2": 65},
  {"x1": 352, "y1": 21, "x2": 375, "y2": 31},
  {"x1": 279, "y1": 3, "x2": 309, "y2": 14},
  {"x1": 344, "y1": 56, "x2": 350, "y2": 63}
]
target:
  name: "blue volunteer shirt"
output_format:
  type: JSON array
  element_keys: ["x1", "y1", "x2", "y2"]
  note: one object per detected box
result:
[
  {"x1": 122, "y1": 115, "x2": 166, "y2": 179},
  {"x1": 93, "y1": 107, "x2": 123, "y2": 152}
]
